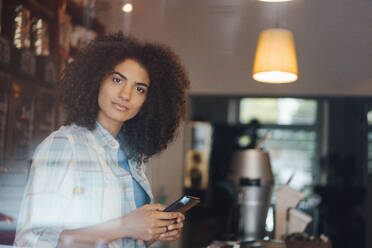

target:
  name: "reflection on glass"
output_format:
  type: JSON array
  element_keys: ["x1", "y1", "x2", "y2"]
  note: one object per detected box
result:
[
  {"x1": 367, "y1": 110, "x2": 372, "y2": 125},
  {"x1": 0, "y1": 0, "x2": 3, "y2": 33},
  {"x1": 368, "y1": 110, "x2": 372, "y2": 173},
  {"x1": 31, "y1": 18, "x2": 50, "y2": 56},
  {"x1": 256, "y1": 128, "x2": 316, "y2": 192},
  {"x1": 0, "y1": 76, "x2": 9, "y2": 162},
  {"x1": 13, "y1": 5, "x2": 31, "y2": 49},
  {"x1": 367, "y1": 132, "x2": 372, "y2": 173},
  {"x1": 8, "y1": 83, "x2": 34, "y2": 161},
  {"x1": 32, "y1": 91, "x2": 56, "y2": 152}
]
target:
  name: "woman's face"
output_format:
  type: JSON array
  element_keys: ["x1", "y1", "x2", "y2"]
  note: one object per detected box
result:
[{"x1": 97, "y1": 59, "x2": 150, "y2": 132}]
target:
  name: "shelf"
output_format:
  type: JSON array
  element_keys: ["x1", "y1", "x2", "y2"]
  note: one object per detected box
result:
[
  {"x1": 21, "y1": 0, "x2": 57, "y2": 22},
  {"x1": 66, "y1": 1, "x2": 104, "y2": 34},
  {"x1": 30, "y1": 0, "x2": 55, "y2": 20}
]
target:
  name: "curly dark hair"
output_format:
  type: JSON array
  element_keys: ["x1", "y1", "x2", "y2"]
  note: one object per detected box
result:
[{"x1": 60, "y1": 33, "x2": 190, "y2": 163}]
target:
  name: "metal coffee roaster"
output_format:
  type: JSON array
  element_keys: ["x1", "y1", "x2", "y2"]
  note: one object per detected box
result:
[{"x1": 229, "y1": 148, "x2": 274, "y2": 241}]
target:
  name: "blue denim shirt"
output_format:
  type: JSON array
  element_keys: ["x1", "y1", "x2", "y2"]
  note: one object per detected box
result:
[{"x1": 117, "y1": 146, "x2": 150, "y2": 208}]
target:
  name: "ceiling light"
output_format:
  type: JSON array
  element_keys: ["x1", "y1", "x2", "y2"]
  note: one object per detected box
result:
[
  {"x1": 252, "y1": 28, "x2": 298, "y2": 83},
  {"x1": 122, "y1": 3, "x2": 133, "y2": 13},
  {"x1": 258, "y1": 0, "x2": 292, "y2": 2}
]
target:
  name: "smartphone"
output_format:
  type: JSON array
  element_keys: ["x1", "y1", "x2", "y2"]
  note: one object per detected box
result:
[{"x1": 163, "y1": 195, "x2": 200, "y2": 213}]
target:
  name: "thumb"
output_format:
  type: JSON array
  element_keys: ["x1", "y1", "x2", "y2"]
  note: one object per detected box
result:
[{"x1": 146, "y1": 203, "x2": 165, "y2": 211}]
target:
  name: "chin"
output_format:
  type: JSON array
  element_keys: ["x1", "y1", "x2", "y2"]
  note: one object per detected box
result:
[
  {"x1": 114, "y1": 114, "x2": 133, "y2": 123},
  {"x1": 110, "y1": 109, "x2": 137, "y2": 123}
]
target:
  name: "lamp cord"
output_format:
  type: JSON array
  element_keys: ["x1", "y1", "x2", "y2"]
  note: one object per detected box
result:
[{"x1": 275, "y1": 4, "x2": 281, "y2": 28}]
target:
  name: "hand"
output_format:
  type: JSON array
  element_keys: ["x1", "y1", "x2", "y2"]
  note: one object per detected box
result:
[
  {"x1": 157, "y1": 213, "x2": 185, "y2": 242},
  {"x1": 145, "y1": 213, "x2": 185, "y2": 247},
  {"x1": 122, "y1": 204, "x2": 182, "y2": 241}
]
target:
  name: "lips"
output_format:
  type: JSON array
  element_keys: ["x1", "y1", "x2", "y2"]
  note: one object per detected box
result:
[{"x1": 113, "y1": 102, "x2": 128, "y2": 112}]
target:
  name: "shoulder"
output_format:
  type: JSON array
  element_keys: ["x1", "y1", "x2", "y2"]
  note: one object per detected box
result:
[
  {"x1": 49, "y1": 124, "x2": 94, "y2": 146},
  {"x1": 34, "y1": 124, "x2": 90, "y2": 155},
  {"x1": 31, "y1": 126, "x2": 80, "y2": 168},
  {"x1": 57, "y1": 124, "x2": 90, "y2": 138}
]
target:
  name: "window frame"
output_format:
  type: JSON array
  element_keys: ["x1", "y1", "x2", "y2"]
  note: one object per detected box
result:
[{"x1": 233, "y1": 96, "x2": 325, "y2": 187}]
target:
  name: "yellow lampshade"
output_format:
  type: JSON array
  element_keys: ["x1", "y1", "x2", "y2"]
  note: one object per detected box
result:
[
  {"x1": 258, "y1": 0, "x2": 292, "y2": 2},
  {"x1": 253, "y1": 28, "x2": 298, "y2": 83}
]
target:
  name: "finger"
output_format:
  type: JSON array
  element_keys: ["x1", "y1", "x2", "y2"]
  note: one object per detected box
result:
[
  {"x1": 146, "y1": 203, "x2": 165, "y2": 211},
  {"x1": 152, "y1": 226, "x2": 168, "y2": 236},
  {"x1": 157, "y1": 219, "x2": 177, "y2": 227},
  {"x1": 176, "y1": 213, "x2": 185, "y2": 222},
  {"x1": 159, "y1": 230, "x2": 180, "y2": 240},
  {"x1": 168, "y1": 222, "x2": 183, "y2": 231},
  {"x1": 158, "y1": 235, "x2": 179, "y2": 241},
  {"x1": 155, "y1": 211, "x2": 180, "y2": 220}
]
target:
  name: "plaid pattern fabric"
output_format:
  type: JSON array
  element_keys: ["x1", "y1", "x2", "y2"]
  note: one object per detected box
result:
[{"x1": 14, "y1": 123, "x2": 153, "y2": 248}]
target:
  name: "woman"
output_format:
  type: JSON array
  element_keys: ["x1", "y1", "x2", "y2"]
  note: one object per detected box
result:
[{"x1": 14, "y1": 33, "x2": 190, "y2": 248}]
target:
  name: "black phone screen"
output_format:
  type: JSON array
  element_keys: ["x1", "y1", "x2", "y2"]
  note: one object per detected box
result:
[{"x1": 163, "y1": 195, "x2": 200, "y2": 213}]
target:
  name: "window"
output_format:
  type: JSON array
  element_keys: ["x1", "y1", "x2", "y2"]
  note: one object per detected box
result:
[
  {"x1": 240, "y1": 98, "x2": 317, "y2": 125},
  {"x1": 239, "y1": 98, "x2": 318, "y2": 193}
]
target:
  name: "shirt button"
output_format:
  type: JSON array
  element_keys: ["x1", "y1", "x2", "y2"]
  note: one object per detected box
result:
[
  {"x1": 111, "y1": 141, "x2": 116, "y2": 147},
  {"x1": 125, "y1": 183, "x2": 129, "y2": 188},
  {"x1": 73, "y1": 186, "x2": 85, "y2": 195}
]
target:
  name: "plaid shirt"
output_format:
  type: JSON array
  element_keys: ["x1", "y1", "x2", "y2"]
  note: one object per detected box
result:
[{"x1": 14, "y1": 123, "x2": 153, "y2": 248}]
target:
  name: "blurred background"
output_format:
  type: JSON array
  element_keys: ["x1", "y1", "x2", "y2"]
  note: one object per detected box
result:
[{"x1": 0, "y1": 0, "x2": 372, "y2": 248}]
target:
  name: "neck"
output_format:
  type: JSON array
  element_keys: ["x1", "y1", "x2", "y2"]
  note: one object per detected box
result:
[{"x1": 96, "y1": 117, "x2": 123, "y2": 138}]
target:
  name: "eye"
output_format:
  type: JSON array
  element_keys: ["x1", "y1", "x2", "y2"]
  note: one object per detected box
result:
[
  {"x1": 136, "y1": 86, "x2": 146, "y2": 94},
  {"x1": 112, "y1": 76, "x2": 122, "y2": 84}
]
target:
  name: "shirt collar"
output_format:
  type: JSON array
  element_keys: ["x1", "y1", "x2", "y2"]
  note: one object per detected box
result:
[{"x1": 93, "y1": 121, "x2": 120, "y2": 149}]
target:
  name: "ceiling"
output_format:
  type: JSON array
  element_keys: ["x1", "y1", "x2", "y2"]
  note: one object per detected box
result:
[{"x1": 96, "y1": 0, "x2": 372, "y2": 96}]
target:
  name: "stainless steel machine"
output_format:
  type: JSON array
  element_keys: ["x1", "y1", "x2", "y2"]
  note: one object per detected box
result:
[{"x1": 229, "y1": 148, "x2": 274, "y2": 241}]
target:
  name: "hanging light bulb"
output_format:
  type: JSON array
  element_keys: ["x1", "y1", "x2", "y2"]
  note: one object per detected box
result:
[
  {"x1": 252, "y1": 28, "x2": 298, "y2": 83},
  {"x1": 258, "y1": 0, "x2": 292, "y2": 2},
  {"x1": 122, "y1": 3, "x2": 133, "y2": 13}
]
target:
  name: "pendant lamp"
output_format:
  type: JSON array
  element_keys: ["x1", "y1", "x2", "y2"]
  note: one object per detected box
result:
[
  {"x1": 259, "y1": 0, "x2": 292, "y2": 2},
  {"x1": 252, "y1": 28, "x2": 298, "y2": 83}
]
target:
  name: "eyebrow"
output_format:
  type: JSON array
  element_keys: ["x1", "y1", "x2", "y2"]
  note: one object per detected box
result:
[{"x1": 112, "y1": 71, "x2": 150, "y2": 88}]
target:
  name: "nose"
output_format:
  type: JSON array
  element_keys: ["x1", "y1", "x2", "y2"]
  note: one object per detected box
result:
[{"x1": 119, "y1": 84, "x2": 132, "y2": 101}]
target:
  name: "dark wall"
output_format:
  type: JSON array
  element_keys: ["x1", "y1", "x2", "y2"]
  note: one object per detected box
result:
[
  {"x1": 326, "y1": 98, "x2": 367, "y2": 186},
  {"x1": 316, "y1": 98, "x2": 368, "y2": 248},
  {"x1": 190, "y1": 95, "x2": 230, "y2": 123}
]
